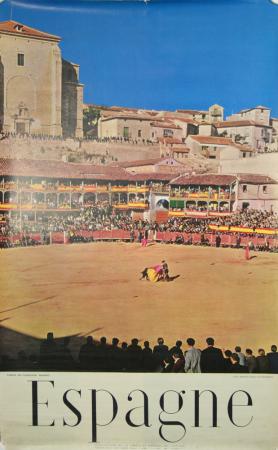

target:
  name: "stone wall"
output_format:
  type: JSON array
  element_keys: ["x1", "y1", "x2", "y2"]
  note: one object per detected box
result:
[
  {"x1": 0, "y1": 136, "x2": 160, "y2": 163},
  {"x1": 219, "y1": 153, "x2": 278, "y2": 180}
]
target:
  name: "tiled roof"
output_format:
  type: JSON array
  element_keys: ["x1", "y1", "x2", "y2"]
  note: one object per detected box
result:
[
  {"x1": 111, "y1": 157, "x2": 183, "y2": 168},
  {"x1": 176, "y1": 109, "x2": 208, "y2": 114},
  {"x1": 170, "y1": 174, "x2": 237, "y2": 186},
  {"x1": 158, "y1": 137, "x2": 183, "y2": 144},
  {"x1": 188, "y1": 136, "x2": 234, "y2": 145},
  {"x1": 0, "y1": 20, "x2": 60, "y2": 42},
  {"x1": 131, "y1": 173, "x2": 176, "y2": 182},
  {"x1": 236, "y1": 173, "x2": 277, "y2": 184},
  {"x1": 238, "y1": 106, "x2": 271, "y2": 113},
  {"x1": 150, "y1": 121, "x2": 181, "y2": 129},
  {"x1": 215, "y1": 120, "x2": 272, "y2": 128},
  {"x1": 172, "y1": 118, "x2": 199, "y2": 125},
  {"x1": 0, "y1": 158, "x2": 130, "y2": 181},
  {"x1": 101, "y1": 113, "x2": 154, "y2": 121}
]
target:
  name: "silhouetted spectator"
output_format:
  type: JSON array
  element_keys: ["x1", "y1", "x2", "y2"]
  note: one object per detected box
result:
[
  {"x1": 230, "y1": 353, "x2": 248, "y2": 373},
  {"x1": 184, "y1": 338, "x2": 201, "y2": 373},
  {"x1": 153, "y1": 337, "x2": 169, "y2": 369},
  {"x1": 127, "y1": 338, "x2": 142, "y2": 371},
  {"x1": 109, "y1": 337, "x2": 122, "y2": 371},
  {"x1": 78, "y1": 336, "x2": 96, "y2": 370},
  {"x1": 171, "y1": 352, "x2": 185, "y2": 373},
  {"x1": 142, "y1": 341, "x2": 154, "y2": 371},
  {"x1": 235, "y1": 346, "x2": 246, "y2": 367},
  {"x1": 170, "y1": 340, "x2": 183, "y2": 358},
  {"x1": 39, "y1": 332, "x2": 58, "y2": 370},
  {"x1": 59, "y1": 337, "x2": 74, "y2": 370},
  {"x1": 256, "y1": 349, "x2": 270, "y2": 373},
  {"x1": 245, "y1": 349, "x2": 257, "y2": 373},
  {"x1": 121, "y1": 342, "x2": 128, "y2": 371},
  {"x1": 200, "y1": 337, "x2": 224, "y2": 373},
  {"x1": 223, "y1": 350, "x2": 233, "y2": 372},
  {"x1": 267, "y1": 345, "x2": 278, "y2": 373},
  {"x1": 97, "y1": 337, "x2": 109, "y2": 370}
]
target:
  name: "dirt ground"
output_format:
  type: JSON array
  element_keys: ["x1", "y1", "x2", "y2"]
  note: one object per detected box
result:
[{"x1": 0, "y1": 242, "x2": 277, "y2": 357}]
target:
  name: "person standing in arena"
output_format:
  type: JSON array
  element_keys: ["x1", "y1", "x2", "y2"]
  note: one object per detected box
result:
[
  {"x1": 161, "y1": 260, "x2": 169, "y2": 281},
  {"x1": 245, "y1": 243, "x2": 250, "y2": 260}
]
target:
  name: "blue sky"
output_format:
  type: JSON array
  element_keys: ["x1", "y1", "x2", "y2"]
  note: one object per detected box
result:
[{"x1": 1, "y1": 0, "x2": 278, "y2": 117}]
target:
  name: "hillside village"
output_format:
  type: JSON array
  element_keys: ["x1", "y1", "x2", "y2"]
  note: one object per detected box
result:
[{"x1": 0, "y1": 19, "x2": 278, "y2": 218}]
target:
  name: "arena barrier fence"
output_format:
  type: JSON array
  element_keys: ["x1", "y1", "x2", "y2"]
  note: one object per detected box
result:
[
  {"x1": 1, "y1": 230, "x2": 277, "y2": 248},
  {"x1": 154, "y1": 231, "x2": 278, "y2": 248}
]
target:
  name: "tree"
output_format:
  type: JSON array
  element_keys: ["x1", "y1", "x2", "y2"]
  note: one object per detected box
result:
[{"x1": 83, "y1": 106, "x2": 101, "y2": 137}]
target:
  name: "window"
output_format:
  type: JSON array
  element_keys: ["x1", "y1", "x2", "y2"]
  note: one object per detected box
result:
[
  {"x1": 263, "y1": 185, "x2": 268, "y2": 194},
  {"x1": 123, "y1": 127, "x2": 129, "y2": 138},
  {"x1": 163, "y1": 129, "x2": 173, "y2": 137},
  {"x1": 138, "y1": 130, "x2": 142, "y2": 138},
  {"x1": 242, "y1": 185, "x2": 247, "y2": 192},
  {"x1": 17, "y1": 53, "x2": 24, "y2": 66},
  {"x1": 242, "y1": 152, "x2": 246, "y2": 158},
  {"x1": 16, "y1": 122, "x2": 26, "y2": 134}
]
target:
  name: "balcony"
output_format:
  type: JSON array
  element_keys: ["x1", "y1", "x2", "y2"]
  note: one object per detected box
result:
[
  {"x1": 151, "y1": 185, "x2": 169, "y2": 194},
  {"x1": 113, "y1": 202, "x2": 149, "y2": 210},
  {"x1": 127, "y1": 186, "x2": 149, "y2": 193},
  {"x1": 170, "y1": 191, "x2": 233, "y2": 201}
]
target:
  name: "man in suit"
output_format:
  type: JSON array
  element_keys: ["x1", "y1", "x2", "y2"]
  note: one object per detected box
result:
[
  {"x1": 200, "y1": 337, "x2": 225, "y2": 373},
  {"x1": 153, "y1": 337, "x2": 169, "y2": 370},
  {"x1": 184, "y1": 338, "x2": 201, "y2": 373},
  {"x1": 267, "y1": 345, "x2": 278, "y2": 373}
]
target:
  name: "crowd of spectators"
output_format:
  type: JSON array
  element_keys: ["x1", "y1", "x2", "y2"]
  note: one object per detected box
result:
[
  {"x1": 84, "y1": 135, "x2": 156, "y2": 145},
  {"x1": 0, "y1": 131, "x2": 156, "y2": 146},
  {"x1": 0, "y1": 131, "x2": 81, "y2": 143},
  {"x1": 1, "y1": 334, "x2": 278, "y2": 374},
  {"x1": 0, "y1": 206, "x2": 277, "y2": 249}
]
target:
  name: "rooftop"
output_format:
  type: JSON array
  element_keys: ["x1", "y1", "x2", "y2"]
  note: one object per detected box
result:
[
  {"x1": 150, "y1": 121, "x2": 181, "y2": 129},
  {"x1": 236, "y1": 173, "x2": 277, "y2": 184},
  {"x1": 158, "y1": 137, "x2": 183, "y2": 145},
  {"x1": 215, "y1": 120, "x2": 272, "y2": 128},
  {"x1": 176, "y1": 109, "x2": 208, "y2": 115},
  {"x1": 0, "y1": 20, "x2": 60, "y2": 42},
  {"x1": 111, "y1": 157, "x2": 183, "y2": 168},
  {"x1": 0, "y1": 158, "x2": 130, "y2": 181},
  {"x1": 170, "y1": 173, "x2": 237, "y2": 186},
  {"x1": 188, "y1": 136, "x2": 234, "y2": 145}
]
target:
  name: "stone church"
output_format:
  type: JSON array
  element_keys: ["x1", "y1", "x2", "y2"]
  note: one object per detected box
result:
[{"x1": 0, "y1": 20, "x2": 83, "y2": 138}]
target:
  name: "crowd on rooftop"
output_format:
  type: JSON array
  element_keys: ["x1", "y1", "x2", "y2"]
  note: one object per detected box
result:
[{"x1": 1, "y1": 333, "x2": 278, "y2": 374}]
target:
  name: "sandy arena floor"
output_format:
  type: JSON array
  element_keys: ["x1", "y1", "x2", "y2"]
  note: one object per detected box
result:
[{"x1": 0, "y1": 242, "x2": 277, "y2": 357}]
